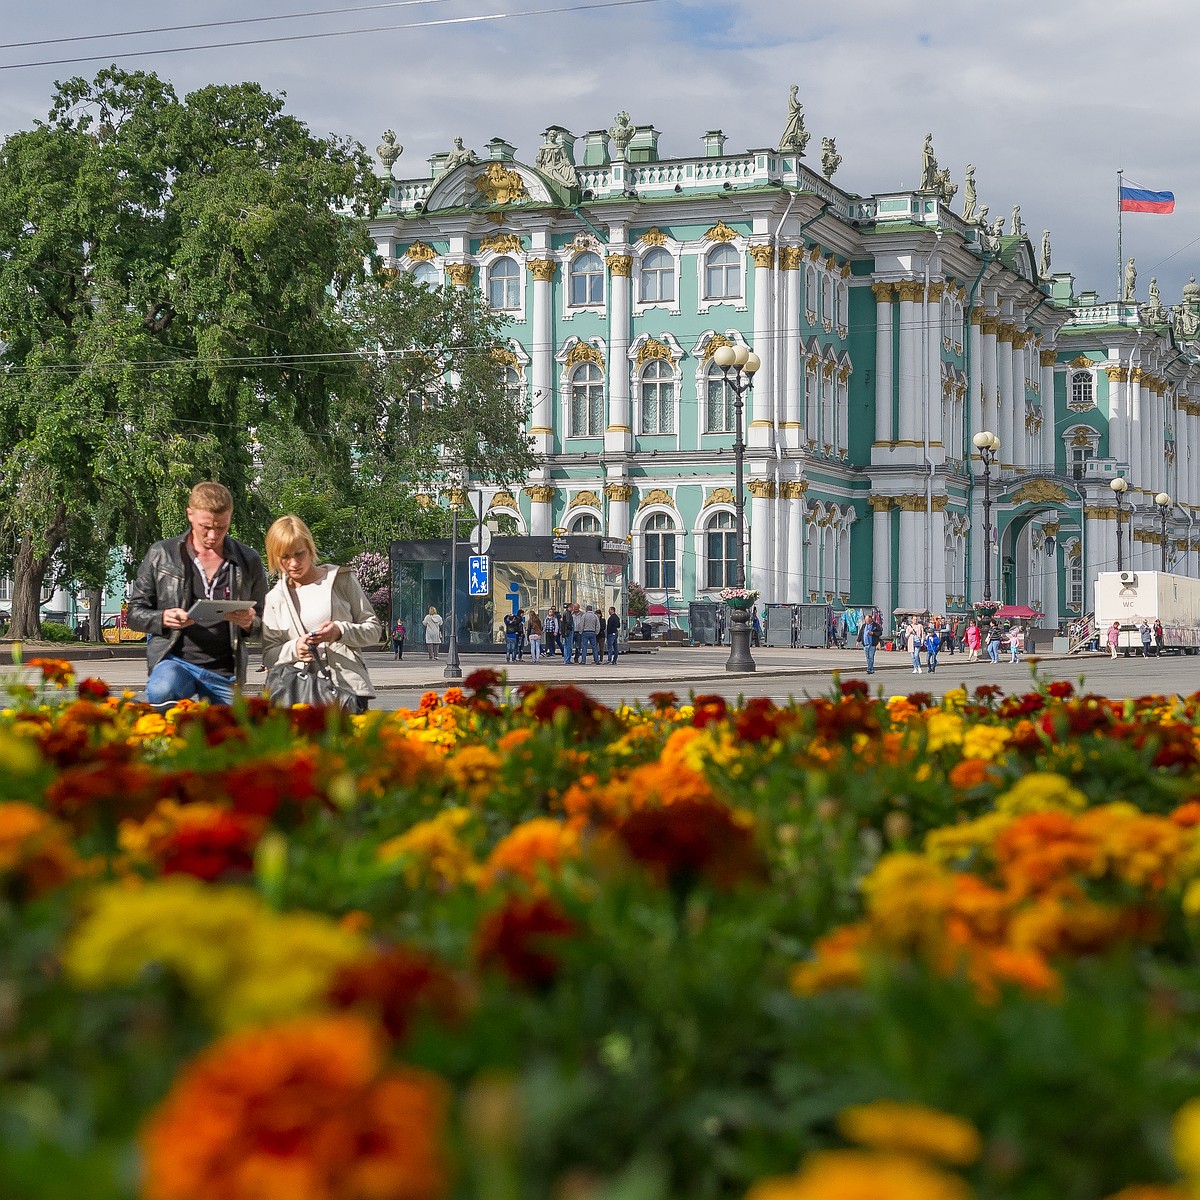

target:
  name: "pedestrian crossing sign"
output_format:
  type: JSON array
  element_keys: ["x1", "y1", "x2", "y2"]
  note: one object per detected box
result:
[{"x1": 468, "y1": 555, "x2": 490, "y2": 597}]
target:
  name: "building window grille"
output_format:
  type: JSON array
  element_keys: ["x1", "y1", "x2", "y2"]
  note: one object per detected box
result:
[
  {"x1": 639, "y1": 359, "x2": 675, "y2": 434},
  {"x1": 704, "y1": 244, "x2": 741, "y2": 300},
  {"x1": 569, "y1": 362, "x2": 604, "y2": 436},
  {"x1": 704, "y1": 362, "x2": 737, "y2": 433},
  {"x1": 488, "y1": 257, "x2": 520, "y2": 310},
  {"x1": 639, "y1": 247, "x2": 675, "y2": 303},
  {"x1": 644, "y1": 512, "x2": 677, "y2": 590},
  {"x1": 569, "y1": 252, "x2": 604, "y2": 306},
  {"x1": 705, "y1": 510, "x2": 738, "y2": 589}
]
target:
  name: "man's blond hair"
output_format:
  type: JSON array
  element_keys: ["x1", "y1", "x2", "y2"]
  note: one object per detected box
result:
[{"x1": 188, "y1": 482, "x2": 234, "y2": 513}]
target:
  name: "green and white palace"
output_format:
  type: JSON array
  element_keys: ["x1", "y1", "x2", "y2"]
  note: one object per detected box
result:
[{"x1": 368, "y1": 101, "x2": 1200, "y2": 627}]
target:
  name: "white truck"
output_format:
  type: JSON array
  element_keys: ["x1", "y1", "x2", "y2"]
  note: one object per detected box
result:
[{"x1": 1094, "y1": 571, "x2": 1200, "y2": 655}]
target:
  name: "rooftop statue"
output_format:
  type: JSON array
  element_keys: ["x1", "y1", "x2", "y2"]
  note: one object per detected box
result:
[
  {"x1": 920, "y1": 133, "x2": 938, "y2": 191},
  {"x1": 376, "y1": 129, "x2": 402, "y2": 173},
  {"x1": 609, "y1": 111, "x2": 634, "y2": 160},
  {"x1": 534, "y1": 128, "x2": 579, "y2": 191},
  {"x1": 444, "y1": 137, "x2": 480, "y2": 171},
  {"x1": 961, "y1": 164, "x2": 977, "y2": 221},
  {"x1": 1146, "y1": 277, "x2": 1168, "y2": 323},
  {"x1": 778, "y1": 86, "x2": 810, "y2": 157},
  {"x1": 1040, "y1": 229, "x2": 1051, "y2": 278},
  {"x1": 1010, "y1": 204, "x2": 1023, "y2": 237},
  {"x1": 1124, "y1": 257, "x2": 1137, "y2": 302},
  {"x1": 820, "y1": 136, "x2": 841, "y2": 181},
  {"x1": 1175, "y1": 278, "x2": 1200, "y2": 339},
  {"x1": 934, "y1": 168, "x2": 957, "y2": 207}
]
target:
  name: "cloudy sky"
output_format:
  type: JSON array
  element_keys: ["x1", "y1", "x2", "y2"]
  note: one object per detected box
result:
[{"x1": 0, "y1": 0, "x2": 1195, "y2": 304}]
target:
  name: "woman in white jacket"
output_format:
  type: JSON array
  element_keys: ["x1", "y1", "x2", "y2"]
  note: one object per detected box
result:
[{"x1": 261, "y1": 516, "x2": 382, "y2": 712}]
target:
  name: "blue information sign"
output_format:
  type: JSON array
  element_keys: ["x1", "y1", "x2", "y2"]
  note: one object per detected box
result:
[{"x1": 468, "y1": 555, "x2": 490, "y2": 597}]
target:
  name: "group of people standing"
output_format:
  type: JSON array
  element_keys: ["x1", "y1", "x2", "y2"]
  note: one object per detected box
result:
[
  {"x1": 1107, "y1": 618, "x2": 1165, "y2": 658},
  {"x1": 501, "y1": 604, "x2": 622, "y2": 665},
  {"x1": 884, "y1": 616, "x2": 1025, "y2": 673}
]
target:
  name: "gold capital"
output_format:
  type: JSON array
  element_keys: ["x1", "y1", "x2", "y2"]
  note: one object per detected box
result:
[
  {"x1": 747, "y1": 479, "x2": 777, "y2": 499},
  {"x1": 780, "y1": 480, "x2": 809, "y2": 499},
  {"x1": 927, "y1": 281, "x2": 946, "y2": 301},
  {"x1": 871, "y1": 281, "x2": 895, "y2": 303},
  {"x1": 605, "y1": 253, "x2": 633, "y2": 277},
  {"x1": 524, "y1": 484, "x2": 558, "y2": 504},
  {"x1": 896, "y1": 280, "x2": 924, "y2": 303},
  {"x1": 527, "y1": 258, "x2": 558, "y2": 282},
  {"x1": 996, "y1": 323, "x2": 1017, "y2": 343},
  {"x1": 1105, "y1": 365, "x2": 1128, "y2": 382},
  {"x1": 868, "y1": 495, "x2": 893, "y2": 512},
  {"x1": 980, "y1": 315, "x2": 1000, "y2": 335},
  {"x1": 1041, "y1": 349, "x2": 1059, "y2": 367},
  {"x1": 748, "y1": 244, "x2": 776, "y2": 269},
  {"x1": 604, "y1": 483, "x2": 633, "y2": 502},
  {"x1": 445, "y1": 262, "x2": 476, "y2": 287},
  {"x1": 779, "y1": 246, "x2": 804, "y2": 271}
]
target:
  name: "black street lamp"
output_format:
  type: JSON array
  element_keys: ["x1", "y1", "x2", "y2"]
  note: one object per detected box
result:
[
  {"x1": 1110, "y1": 475, "x2": 1129, "y2": 572},
  {"x1": 443, "y1": 487, "x2": 463, "y2": 680},
  {"x1": 713, "y1": 341, "x2": 761, "y2": 673},
  {"x1": 972, "y1": 430, "x2": 1001, "y2": 602},
  {"x1": 1156, "y1": 491, "x2": 1172, "y2": 573}
]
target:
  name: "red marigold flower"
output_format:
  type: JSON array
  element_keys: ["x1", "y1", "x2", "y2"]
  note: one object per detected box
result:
[
  {"x1": 1046, "y1": 681, "x2": 1075, "y2": 699},
  {"x1": 141, "y1": 1014, "x2": 449, "y2": 1200},
  {"x1": 691, "y1": 694, "x2": 728, "y2": 729},
  {"x1": 907, "y1": 692, "x2": 934, "y2": 711},
  {"x1": 442, "y1": 686, "x2": 466, "y2": 707},
  {"x1": 464, "y1": 668, "x2": 504, "y2": 696},
  {"x1": 518, "y1": 684, "x2": 612, "y2": 738},
  {"x1": 328, "y1": 945, "x2": 467, "y2": 1044},
  {"x1": 614, "y1": 796, "x2": 764, "y2": 891},
  {"x1": 45, "y1": 761, "x2": 161, "y2": 826},
  {"x1": 475, "y1": 896, "x2": 577, "y2": 990},
  {"x1": 220, "y1": 750, "x2": 323, "y2": 820},
  {"x1": 28, "y1": 657, "x2": 74, "y2": 687},
  {"x1": 648, "y1": 691, "x2": 679, "y2": 711},
  {"x1": 76, "y1": 677, "x2": 110, "y2": 701},
  {"x1": 973, "y1": 685, "x2": 1003, "y2": 701},
  {"x1": 174, "y1": 705, "x2": 247, "y2": 747},
  {"x1": 840, "y1": 680, "x2": 870, "y2": 699},
  {"x1": 157, "y1": 811, "x2": 262, "y2": 882},
  {"x1": 1170, "y1": 802, "x2": 1200, "y2": 827},
  {"x1": 736, "y1": 696, "x2": 787, "y2": 742},
  {"x1": 812, "y1": 697, "x2": 882, "y2": 741}
]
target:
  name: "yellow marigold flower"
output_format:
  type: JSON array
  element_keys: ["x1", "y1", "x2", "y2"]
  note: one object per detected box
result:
[
  {"x1": 1172, "y1": 1098, "x2": 1200, "y2": 1181},
  {"x1": 65, "y1": 878, "x2": 364, "y2": 1030},
  {"x1": 924, "y1": 814, "x2": 1010, "y2": 868},
  {"x1": 446, "y1": 745, "x2": 503, "y2": 803},
  {"x1": 836, "y1": 1101, "x2": 982, "y2": 1166},
  {"x1": 1081, "y1": 805, "x2": 1192, "y2": 892},
  {"x1": 130, "y1": 712, "x2": 170, "y2": 740},
  {"x1": 745, "y1": 1150, "x2": 972, "y2": 1200},
  {"x1": 479, "y1": 817, "x2": 581, "y2": 889},
  {"x1": 861, "y1": 854, "x2": 954, "y2": 951},
  {"x1": 0, "y1": 802, "x2": 82, "y2": 897},
  {"x1": 0, "y1": 729, "x2": 41, "y2": 774},
  {"x1": 995, "y1": 773, "x2": 1088, "y2": 817},
  {"x1": 941, "y1": 688, "x2": 968, "y2": 712},
  {"x1": 378, "y1": 808, "x2": 479, "y2": 889},
  {"x1": 789, "y1": 926, "x2": 869, "y2": 995},
  {"x1": 959, "y1": 724, "x2": 1012, "y2": 763},
  {"x1": 887, "y1": 696, "x2": 919, "y2": 724},
  {"x1": 924, "y1": 712, "x2": 965, "y2": 753}
]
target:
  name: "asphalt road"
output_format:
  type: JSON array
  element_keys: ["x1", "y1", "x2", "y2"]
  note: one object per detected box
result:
[{"x1": 5, "y1": 644, "x2": 1196, "y2": 711}]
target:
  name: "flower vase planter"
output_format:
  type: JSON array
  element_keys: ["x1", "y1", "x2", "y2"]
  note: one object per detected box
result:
[{"x1": 724, "y1": 597, "x2": 754, "y2": 611}]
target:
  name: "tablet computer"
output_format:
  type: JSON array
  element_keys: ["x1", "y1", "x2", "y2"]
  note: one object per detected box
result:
[{"x1": 187, "y1": 599, "x2": 255, "y2": 623}]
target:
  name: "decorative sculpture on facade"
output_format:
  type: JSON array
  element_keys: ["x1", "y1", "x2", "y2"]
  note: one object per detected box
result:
[
  {"x1": 778, "y1": 86, "x2": 810, "y2": 157},
  {"x1": 1145, "y1": 277, "x2": 1168, "y2": 324},
  {"x1": 534, "y1": 128, "x2": 579, "y2": 190},
  {"x1": 961, "y1": 164, "x2": 977, "y2": 221},
  {"x1": 820, "y1": 136, "x2": 841, "y2": 180},
  {"x1": 1124, "y1": 257, "x2": 1137, "y2": 302},
  {"x1": 376, "y1": 130, "x2": 403, "y2": 174},
  {"x1": 1010, "y1": 204, "x2": 1023, "y2": 237},
  {"x1": 608, "y1": 112, "x2": 635, "y2": 161},
  {"x1": 444, "y1": 137, "x2": 480, "y2": 171},
  {"x1": 1040, "y1": 229, "x2": 1052, "y2": 278},
  {"x1": 920, "y1": 134, "x2": 938, "y2": 190},
  {"x1": 1174, "y1": 277, "x2": 1200, "y2": 340}
]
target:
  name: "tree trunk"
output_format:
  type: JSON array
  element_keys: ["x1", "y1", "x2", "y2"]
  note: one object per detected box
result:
[
  {"x1": 88, "y1": 587, "x2": 103, "y2": 643},
  {"x1": 9, "y1": 507, "x2": 67, "y2": 641}
]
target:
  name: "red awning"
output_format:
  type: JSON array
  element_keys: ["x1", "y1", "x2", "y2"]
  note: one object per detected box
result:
[
  {"x1": 993, "y1": 605, "x2": 1042, "y2": 619},
  {"x1": 647, "y1": 604, "x2": 672, "y2": 615}
]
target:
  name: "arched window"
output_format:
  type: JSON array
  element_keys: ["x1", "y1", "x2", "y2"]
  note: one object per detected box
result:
[
  {"x1": 704, "y1": 361, "x2": 737, "y2": 433},
  {"x1": 488, "y1": 257, "x2": 520, "y2": 310},
  {"x1": 1070, "y1": 371, "x2": 1094, "y2": 410},
  {"x1": 640, "y1": 359, "x2": 675, "y2": 435},
  {"x1": 411, "y1": 261, "x2": 438, "y2": 288},
  {"x1": 705, "y1": 510, "x2": 738, "y2": 589},
  {"x1": 570, "y1": 512, "x2": 601, "y2": 534},
  {"x1": 569, "y1": 252, "x2": 604, "y2": 306},
  {"x1": 644, "y1": 512, "x2": 676, "y2": 590},
  {"x1": 821, "y1": 274, "x2": 833, "y2": 322},
  {"x1": 639, "y1": 247, "x2": 675, "y2": 303},
  {"x1": 501, "y1": 366, "x2": 525, "y2": 416},
  {"x1": 704, "y1": 244, "x2": 741, "y2": 300},
  {"x1": 569, "y1": 362, "x2": 604, "y2": 436},
  {"x1": 836, "y1": 280, "x2": 847, "y2": 327},
  {"x1": 805, "y1": 265, "x2": 818, "y2": 316}
]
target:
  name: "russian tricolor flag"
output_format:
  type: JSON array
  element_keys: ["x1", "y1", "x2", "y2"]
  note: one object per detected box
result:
[{"x1": 1120, "y1": 180, "x2": 1175, "y2": 214}]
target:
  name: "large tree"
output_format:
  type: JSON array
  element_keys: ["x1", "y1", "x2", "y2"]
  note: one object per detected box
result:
[{"x1": 0, "y1": 68, "x2": 381, "y2": 638}]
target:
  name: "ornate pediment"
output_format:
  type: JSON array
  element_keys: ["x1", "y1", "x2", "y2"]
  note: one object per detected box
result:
[
  {"x1": 637, "y1": 488, "x2": 676, "y2": 510},
  {"x1": 479, "y1": 232, "x2": 525, "y2": 255},
  {"x1": 567, "y1": 490, "x2": 601, "y2": 510},
  {"x1": 1069, "y1": 354, "x2": 1092, "y2": 369},
  {"x1": 703, "y1": 220, "x2": 740, "y2": 243},
  {"x1": 565, "y1": 341, "x2": 604, "y2": 370},
  {"x1": 702, "y1": 487, "x2": 736, "y2": 508},
  {"x1": 403, "y1": 241, "x2": 436, "y2": 262},
  {"x1": 490, "y1": 491, "x2": 518, "y2": 510},
  {"x1": 639, "y1": 227, "x2": 667, "y2": 246},
  {"x1": 474, "y1": 162, "x2": 528, "y2": 205},
  {"x1": 1011, "y1": 479, "x2": 1069, "y2": 505},
  {"x1": 422, "y1": 159, "x2": 554, "y2": 213}
]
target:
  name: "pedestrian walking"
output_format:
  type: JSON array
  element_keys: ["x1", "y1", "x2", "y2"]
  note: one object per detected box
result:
[
  {"x1": 907, "y1": 622, "x2": 924, "y2": 674},
  {"x1": 986, "y1": 622, "x2": 1002, "y2": 665},
  {"x1": 790, "y1": 607, "x2": 799, "y2": 649},
  {"x1": 423, "y1": 606, "x2": 444, "y2": 660},
  {"x1": 605, "y1": 606, "x2": 621, "y2": 664},
  {"x1": 527, "y1": 609, "x2": 543, "y2": 662},
  {"x1": 925, "y1": 626, "x2": 941, "y2": 673},
  {"x1": 1008, "y1": 624, "x2": 1023, "y2": 664},
  {"x1": 965, "y1": 620, "x2": 981, "y2": 662},
  {"x1": 126, "y1": 481, "x2": 267, "y2": 707},
  {"x1": 857, "y1": 611, "x2": 882, "y2": 674},
  {"x1": 1154, "y1": 618, "x2": 1165, "y2": 655},
  {"x1": 1139, "y1": 619, "x2": 1153, "y2": 658},
  {"x1": 572, "y1": 604, "x2": 585, "y2": 662},
  {"x1": 515, "y1": 609, "x2": 527, "y2": 660},
  {"x1": 260, "y1": 515, "x2": 381, "y2": 714},
  {"x1": 577, "y1": 605, "x2": 602, "y2": 664},
  {"x1": 391, "y1": 617, "x2": 405, "y2": 660},
  {"x1": 560, "y1": 605, "x2": 576, "y2": 664},
  {"x1": 751, "y1": 606, "x2": 762, "y2": 647},
  {"x1": 1107, "y1": 619, "x2": 1121, "y2": 659}
]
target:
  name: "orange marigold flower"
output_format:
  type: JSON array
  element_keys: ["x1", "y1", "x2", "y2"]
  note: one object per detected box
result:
[
  {"x1": 497, "y1": 728, "x2": 533, "y2": 752},
  {"x1": 967, "y1": 944, "x2": 1059, "y2": 1004},
  {"x1": 790, "y1": 925, "x2": 870, "y2": 995},
  {"x1": 1101, "y1": 1187, "x2": 1189, "y2": 1200},
  {"x1": 745, "y1": 1150, "x2": 972, "y2": 1200},
  {"x1": 1170, "y1": 802, "x2": 1200, "y2": 828},
  {"x1": 0, "y1": 802, "x2": 82, "y2": 900},
  {"x1": 141, "y1": 1014, "x2": 450, "y2": 1200},
  {"x1": 446, "y1": 745, "x2": 503, "y2": 803},
  {"x1": 992, "y1": 812, "x2": 1100, "y2": 898},
  {"x1": 28, "y1": 657, "x2": 74, "y2": 687},
  {"x1": 947, "y1": 759, "x2": 995, "y2": 792},
  {"x1": 479, "y1": 818, "x2": 581, "y2": 890},
  {"x1": 441, "y1": 686, "x2": 465, "y2": 707},
  {"x1": 836, "y1": 1100, "x2": 982, "y2": 1167},
  {"x1": 419, "y1": 690, "x2": 441, "y2": 712}
]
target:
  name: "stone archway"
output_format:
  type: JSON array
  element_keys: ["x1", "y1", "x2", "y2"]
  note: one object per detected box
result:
[{"x1": 997, "y1": 504, "x2": 1075, "y2": 629}]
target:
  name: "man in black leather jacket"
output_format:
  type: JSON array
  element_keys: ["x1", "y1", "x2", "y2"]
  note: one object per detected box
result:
[{"x1": 127, "y1": 482, "x2": 267, "y2": 705}]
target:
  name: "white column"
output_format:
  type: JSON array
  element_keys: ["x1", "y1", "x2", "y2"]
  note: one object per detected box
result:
[
  {"x1": 605, "y1": 483, "x2": 631, "y2": 541},
  {"x1": 783, "y1": 259, "x2": 803, "y2": 449},
  {"x1": 874, "y1": 282, "x2": 895, "y2": 443},
  {"x1": 872, "y1": 500, "x2": 893, "y2": 615},
  {"x1": 1042, "y1": 536, "x2": 1060, "y2": 630},
  {"x1": 896, "y1": 281, "x2": 922, "y2": 442},
  {"x1": 1107, "y1": 364, "x2": 1128, "y2": 466},
  {"x1": 749, "y1": 246, "x2": 775, "y2": 450},
  {"x1": 967, "y1": 310, "x2": 983, "y2": 443},
  {"x1": 996, "y1": 325, "x2": 1015, "y2": 469},
  {"x1": 749, "y1": 482, "x2": 774, "y2": 596},
  {"x1": 605, "y1": 253, "x2": 632, "y2": 455},
  {"x1": 1130, "y1": 367, "x2": 1146, "y2": 500},
  {"x1": 786, "y1": 487, "x2": 805, "y2": 602},
  {"x1": 897, "y1": 506, "x2": 923, "y2": 609},
  {"x1": 928, "y1": 504, "x2": 947, "y2": 615},
  {"x1": 926, "y1": 284, "x2": 944, "y2": 452},
  {"x1": 528, "y1": 259, "x2": 557, "y2": 455},
  {"x1": 1010, "y1": 334, "x2": 1026, "y2": 468},
  {"x1": 526, "y1": 485, "x2": 555, "y2": 537},
  {"x1": 1040, "y1": 348, "x2": 1057, "y2": 467},
  {"x1": 980, "y1": 316, "x2": 999, "y2": 439}
]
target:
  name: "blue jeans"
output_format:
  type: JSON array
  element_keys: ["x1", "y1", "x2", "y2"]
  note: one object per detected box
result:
[
  {"x1": 863, "y1": 643, "x2": 876, "y2": 673},
  {"x1": 927, "y1": 650, "x2": 939, "y2": 672},
  {"x1": 911, "y1": 650, "x2": 922, "y2": 670},
  {"x1": 146, "y1": 656, "x2": 235, "y2": 705},
  {"x1": 606, "y1": 632, "x2": 619, "y2": 663},
  {"x1": 580, "y1": 631, "x2": 600, "y2": 662},
  {"x1": 561, "y1": 631, "x2": 574, "y2": 663},
  {"x1": 505, "y1": 634, "x2": 518, "y2": 662},
  {"x1": 988, "y1": 641, "x2": 1001, "y2": 663}
]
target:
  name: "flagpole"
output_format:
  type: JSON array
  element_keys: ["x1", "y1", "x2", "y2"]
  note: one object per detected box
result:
[{"x1": 1117, "y1": 168, "x2": 1123, "y2": 302}]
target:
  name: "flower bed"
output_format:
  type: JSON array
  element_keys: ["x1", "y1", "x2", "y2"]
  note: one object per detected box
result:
[{"x1": 6, "y1": 661, "x2": 1200, "y2": 1198}]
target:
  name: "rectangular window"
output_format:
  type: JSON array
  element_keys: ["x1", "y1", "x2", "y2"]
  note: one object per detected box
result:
[
  {"x1": 0, "y1": 577, "x2": 10, "y2": 603},
  {"x1": 1071, "y1": 563, "x2": 1082, "y2": 607},
  {"x1": 645, "y1": 533, "x2": 676, "y2": 589},
  {"x1": 640, "y1": 381, "x2": 675, "y2": 434},
  {"x1": 705, "y1": 377, "x2": 736, "y2": 433},
  {"x1": 707, "y1": 531, "x2": 737, "y2": 588}
]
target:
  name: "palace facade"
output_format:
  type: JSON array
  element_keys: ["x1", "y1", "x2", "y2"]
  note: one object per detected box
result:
[{"x1": 368, "y1": 112, "x2": 1200, "y2": 627}]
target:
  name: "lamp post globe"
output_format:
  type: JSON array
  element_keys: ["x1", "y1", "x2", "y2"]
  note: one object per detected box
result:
[
  {"x1": 973, "y1": 431, "x2": 1000, "y2": 602},
  {"x1": 1110, "y1": 476, "x2": 1129, "y2": 572}
]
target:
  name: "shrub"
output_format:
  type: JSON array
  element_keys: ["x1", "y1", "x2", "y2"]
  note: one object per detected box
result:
[{"x1": 39, "y1": 621, "x2": 76, "y2": 643}]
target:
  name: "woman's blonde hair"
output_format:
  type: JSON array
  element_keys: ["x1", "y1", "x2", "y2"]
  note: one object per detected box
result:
[{"x1": 265, "y1": 515, "x2": 319, "y2": 575}]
